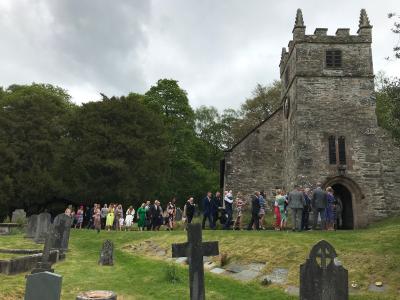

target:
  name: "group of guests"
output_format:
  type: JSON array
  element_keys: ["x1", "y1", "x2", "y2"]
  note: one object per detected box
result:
[
  {"x1": 271, "y1": 182, "x2": 342, "y2": 231},
  {"x1": 69, "y1": 199, "x2": 177, "y2": 232},
  {"x1": 67, "y1": 182, "x2": 341, "y2": 233},
  {"x1": 199, "y1": 182, "x2": 342, "y2": 232}
]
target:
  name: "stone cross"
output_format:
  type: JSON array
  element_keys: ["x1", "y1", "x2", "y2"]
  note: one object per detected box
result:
[
  {"x1": 32, "y1": 229, "x2": 54, "y2": 274},
  {"x1": 172, "y1": 223, "x2": 219, "y2": 300},
  {"x1": 300, "y1": 240, "x2": 348, "y2": 300}
]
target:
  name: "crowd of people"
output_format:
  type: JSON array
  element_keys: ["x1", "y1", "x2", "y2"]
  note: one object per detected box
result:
[{"x1": 66, "y1": 182, "x2": 342, "y2": 232}]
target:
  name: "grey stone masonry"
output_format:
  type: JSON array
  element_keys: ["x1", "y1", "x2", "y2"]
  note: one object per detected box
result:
[{"x1": 223, "y1": 9, "x2": 400, "y2": 228}]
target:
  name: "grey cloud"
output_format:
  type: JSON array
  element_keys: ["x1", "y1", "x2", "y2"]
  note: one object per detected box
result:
[{"x1": 0, "y1": 0, "x2": 399, "y2": 110}]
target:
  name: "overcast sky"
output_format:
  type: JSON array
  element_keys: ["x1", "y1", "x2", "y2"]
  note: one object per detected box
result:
[{"x1": 0, "y1": 0, "x2": 399, "y2": 111}]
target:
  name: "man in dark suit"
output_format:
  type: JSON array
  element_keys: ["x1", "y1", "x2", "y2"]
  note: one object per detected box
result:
[
  {"x1": 311, "y1": 182, "x2": 328, "y2": 230},
  {"x1": 150, "y1": 200, "x2": 162, "y2": 231},
  {"x1": 247, "y1": 191, "x2": 261, "y2": 230},
  {"x1": 288, "y1": 185, "x2": 305, "y2": 231},
  {"x1": 211, "y1": 191, "x2": 222, "y2": 226},
  {"x1": 202, "y1": 192, "x2": 215, "y2": 229}
]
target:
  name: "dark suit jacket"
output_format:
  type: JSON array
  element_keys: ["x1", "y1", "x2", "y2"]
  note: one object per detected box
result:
[
  {"x1": 202, "y1": 196, "x2": 214, "y2": 215},
  {"x1": 312, "y1": 187, "x2": 328, "y2": 209},
  {"x1": 251, "y1": 195, "x2": 261, "y2": 215},
  {"x1": 288, "y1": 190, "x2": 305, "y2": 209}
]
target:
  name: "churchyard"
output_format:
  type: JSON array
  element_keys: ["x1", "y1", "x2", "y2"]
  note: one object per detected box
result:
[{"x1": 0, "y1": 216, "x2": 399, "y2": 299}]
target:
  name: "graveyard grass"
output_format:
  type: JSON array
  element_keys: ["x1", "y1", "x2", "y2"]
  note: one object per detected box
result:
[{"x1": 0, "y1": 217, "x2": 399, "y2": 300}]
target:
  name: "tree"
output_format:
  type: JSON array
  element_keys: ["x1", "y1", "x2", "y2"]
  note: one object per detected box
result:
[
  {"x1": 376, "y1": 76, "x2": 400, "y2": 140},
  {"x1": 0, "y1": 84, "x2": 73, "y2": 217},
  {"x1": 143, "y1": 80, "x2": 221, "y2": 204},
  {"x1": 60, "y1": 94, "x2": 170, "y2": 208},
  {"x1": 388, "y1": 13, "x2": 400, "y2": 59}
]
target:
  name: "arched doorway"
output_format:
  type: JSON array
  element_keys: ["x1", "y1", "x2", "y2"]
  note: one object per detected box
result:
[
  {"x1": 323, "y1": 176, "x2": 363, "y2": 229},
  {"x1": 331, "y1": 183, "x2": 353, "y2": 229}
]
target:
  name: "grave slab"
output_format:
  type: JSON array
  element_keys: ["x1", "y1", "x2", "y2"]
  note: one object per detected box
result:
[{"x1": 24, "y1": 271, "x2": 62, "y2": 300}]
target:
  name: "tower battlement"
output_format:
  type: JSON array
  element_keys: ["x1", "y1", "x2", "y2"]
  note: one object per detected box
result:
[{"x1": 280, "y1": 9, "x2": 372, "y2": 75}]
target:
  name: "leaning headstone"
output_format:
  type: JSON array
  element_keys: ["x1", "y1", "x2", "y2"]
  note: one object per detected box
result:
[
  {"x1": 172, "y1": 223, "x2": 219, "y2": 300},
  {"x1": 52, "y1": 213, "x2": 73, "y2": 252},
  {"x1": 12, "y1": 209, "x2": 27, "y2": 223},
  {"x1": 300, "y1": 240, "x2": 348, "y2": 300},
  {"x1": 175, "y1": 208, "x2": 182, "y2": 221},
  {"x1": 25, "y1": 214, "x2": 38, "y2": 238},
  {"x1": 99, "y1": 240, "x2": 114, "y2": 266},
  {"x1": 76, "y1": 290, "x2": 117, "y2": 300},
  {"x1": 24, "y1": 271, "x2": 62, "y2": 300},
  {"x1": 31, "y1": 230, "x2": 55, "y2": 274},
  {"x1": 34, "y1": 212, "x2": 51, "y2": 243}
]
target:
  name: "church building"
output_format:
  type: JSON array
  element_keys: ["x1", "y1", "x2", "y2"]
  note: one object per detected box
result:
[{"x1": 222, "y1": 9, "x2": 400, "y2": 228}]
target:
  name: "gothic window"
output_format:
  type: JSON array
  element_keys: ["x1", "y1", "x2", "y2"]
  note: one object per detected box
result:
[
  {"x1": 326, "y1": 50, "x2": 342, "y2": 68},
  {"x1": 338, "y1": 136, "x2": 346, "y2": 165},
  {"x1": 328, "y1": 135, "x2": 337, "y2": 165}
]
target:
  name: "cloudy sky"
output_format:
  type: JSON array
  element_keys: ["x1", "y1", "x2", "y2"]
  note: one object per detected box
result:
[{"x1": 0, "y1": 0, "x2": 399, "y2": 111}]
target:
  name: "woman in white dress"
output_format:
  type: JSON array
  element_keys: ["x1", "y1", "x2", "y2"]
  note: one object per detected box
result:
[{"x1": 125, "y1": 206, "x2": 135, "y2": 230}]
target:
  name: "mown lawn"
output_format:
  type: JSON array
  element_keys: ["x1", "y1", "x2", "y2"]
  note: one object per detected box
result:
[{"x1": 0, "y1": 217, "x2": 399, "y2": 299}]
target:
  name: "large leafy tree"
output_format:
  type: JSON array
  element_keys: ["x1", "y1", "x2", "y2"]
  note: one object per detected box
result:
[
  {"x1": 0, "y1": 84, "x2": 73, "y2": 216},
  {"x1": 233, "y1": 81, "x2": 281, "y2": 141},
  {"x1": 60, "y1": 93, "x2": 169, "y2": 208},
  {"x1": 143, "y1": 79, "x2": 219, "y2": 204}
]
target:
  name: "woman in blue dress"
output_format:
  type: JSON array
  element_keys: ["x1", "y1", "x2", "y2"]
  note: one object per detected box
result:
[{"x1": 325, "y1": 187, "x2": 335, "y2": 230}]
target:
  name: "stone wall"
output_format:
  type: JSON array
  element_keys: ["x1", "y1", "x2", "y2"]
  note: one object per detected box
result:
[
  {"x1": 224, "y1": 11, "x2": 400, "y2": 227},
  {"x1": 377, "y1": 130, "x2": 400, "y2": 218},
  {"x1": 224, "y1": 108, "x2": 283, "y2": 200}
]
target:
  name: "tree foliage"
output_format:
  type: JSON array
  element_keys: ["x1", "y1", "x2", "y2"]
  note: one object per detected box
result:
[
  {"x1": 388, "y1": 13, "x2": 400, "y2": 59},
  {"x1": 0, "y1": 84, "x2": 73, "y2": 215},
  {"x1": 376, "y1": 76, "x2": 400, "y2": 140}
]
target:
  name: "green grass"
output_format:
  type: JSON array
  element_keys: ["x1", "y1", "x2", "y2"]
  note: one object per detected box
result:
[{"x1": 0, "y1": 217, "x2": 399, "y2": 299}]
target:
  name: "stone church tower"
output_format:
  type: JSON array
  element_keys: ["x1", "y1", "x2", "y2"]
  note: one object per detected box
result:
[{"x1": 223, "y1": 9, "x2": 400, "y2": 228}]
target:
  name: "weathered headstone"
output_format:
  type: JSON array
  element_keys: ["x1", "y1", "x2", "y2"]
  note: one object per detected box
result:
[
  {"x1": 172, "y1": 223, "x2": 219, "y2": 300},
  {"x1": 24, "y1": 271, "x2": 62, "y2": 300},
  {"x1": 34, "y1": 212, "x2": 51, "y2": 243},
  {"x1": 52, "y1": 213, "x2": 73, "y2": 251},
  {"x1": 12, "y1": 209, "x2": 27, "y2": 223},
  {"x1": 175, "y1": 208, "x2": 183, "y2": 221},
  {"x1": 99, "y1": 240, "x2": 114, "y2": 266},
  {"x1": 300, "y1": 240, "x2": 348, "y2": 300},
  {"x1": 25, "y1": 214, "x2": 38, "y2": 238},
  {"x1": 31, "y1": 230, "x2": 55, "y2": 274}
]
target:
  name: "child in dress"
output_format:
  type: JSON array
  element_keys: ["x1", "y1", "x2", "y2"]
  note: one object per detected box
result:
[
  {"x1": 233, "y1": 192, "x2": 245, "y2": 230},
  {"x1": 125, "y1": 206, "x2": 135, "y2": 231},
  {"x1": 119, "y1": 216, "x2": 125, "y2": 231}
]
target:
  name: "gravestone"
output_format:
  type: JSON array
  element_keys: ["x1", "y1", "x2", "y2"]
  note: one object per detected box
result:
[
  {"x1": 25, "y1": 271, "x2": 62, "y2": 300},
  {"x1": 34, "y1": 212, "x2": 51, "y2": 243},
  {"x1": 26, "y1": 214, "x2": 38, "y2": 238},
  {"x1": 12, "y1": 209, "x2": 27, "y2": 223},
  {"x1": 99, "y1": 240, "x2": 114, "y2": 266},
  {"x1": 31, "y1": 230, "x2": 55, "y2": 274},
  {"x1": 300, "y1": 240, "x2": 348, "y2": 300},
  {"x1": 172, "y1": 223, "x2": 219, "y2": 300},
  {"x1": 52, "y1": 213, "x2": 73, "y2": 251},
  {"x1": 175, "y1": 208, "x2": 182, "y2": 221}
]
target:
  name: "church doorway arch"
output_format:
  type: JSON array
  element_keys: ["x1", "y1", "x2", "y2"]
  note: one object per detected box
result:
[{"x1": 323, "y1": 176, "x2": 363, "y2": 229}]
